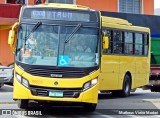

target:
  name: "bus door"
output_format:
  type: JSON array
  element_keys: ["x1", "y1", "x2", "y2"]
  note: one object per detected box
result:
[
  {"x1": 99, "y1": 55, "x2": 119, "y2": 90},
  {"x1": 99, "y1": 30, "x2": 120, "y2": 90}
]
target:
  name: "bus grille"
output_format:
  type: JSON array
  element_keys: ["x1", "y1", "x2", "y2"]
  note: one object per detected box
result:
[
  {"x1": 26, "y1": 68, "x2": 86, "y2": 78},
  {"x1": 30, "y1": 86, "x2": 82, "y2": 98}
]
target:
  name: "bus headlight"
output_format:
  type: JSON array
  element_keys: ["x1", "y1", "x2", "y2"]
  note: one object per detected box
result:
[
  {"x1": 16, "y1": 73, "x2": 22, "y2": 83},
  {"x1": 83, "y1": 78, "x2": 98, "y2": 91},
  {"x1": 22, "y1": 78, "x2": 29, "y2": 88},
  {"x1": 83, "y1": 81, "x2": 90, "y2": 91},
  {"x1": 16, "y1": 73, "x2": 29, "y2": 88},
  {"x1": 91, "y1": 78, "x2": 98, "y2": 85}
]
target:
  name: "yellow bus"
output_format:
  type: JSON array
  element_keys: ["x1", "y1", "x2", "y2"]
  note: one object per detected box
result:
[
  {"x1": 8, "y1": 3, "x2": 150, "y2": 111},
  {"x1": 8, "y1": 3, "x2": 103, "y2": 111},
  {"x1": 99, "y1": 16, "x2": 150, "y2": 96}
]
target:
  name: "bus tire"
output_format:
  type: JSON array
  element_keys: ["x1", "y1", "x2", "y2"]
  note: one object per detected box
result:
[
  {"x1": 83, "y1": 103, "x2": 97, "y2": 112},
  {"x1": 17, "y1": 99, "x2": 28, "y2": 109},
  {"x1": 121, "y1": 74, "x2": 131, "y2": 97},
  {"x1": 112, "y1": 75, "x2": 131, "y2": 97}
]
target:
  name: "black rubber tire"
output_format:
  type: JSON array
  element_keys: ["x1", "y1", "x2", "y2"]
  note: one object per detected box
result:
[
  {"x1": 112, "y1": 75, "x2": 131, "y2": 97},
  {"x1": 17, "y1": 99, "x2": 29, "y2": 109},
  {"x1": 121, "y1": 74, "x2": 131, "y2": 97},
  {"x1": 83, "y1": 103, "x2": 97, "y2": 112}
]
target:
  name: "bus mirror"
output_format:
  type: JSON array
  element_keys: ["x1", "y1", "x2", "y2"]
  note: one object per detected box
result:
[
  {"x1": 8, "y1": 30, "x2": 15, "y2": 45},
  {"x1": 103, "y1": 36, "x2": 109, "y2": 49},
  {"x1": 8, "y1": 22, "x2": 19, "y2": 52}
]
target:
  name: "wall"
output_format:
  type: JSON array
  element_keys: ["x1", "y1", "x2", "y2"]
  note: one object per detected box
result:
[
  {"x1": 76, "y1": 0, "x2": 154, "y2": 15},
  {"x1": 0, "y1": 4, "x2": 20, "y2": 66},
  {"x1": 0, "y1": 29, "x2": 14, "y2": 66},
  {"x1": 0, "y1": 0, "x2": 154, "y2": 15},
  {"x1": 0, "y1": 4, "x2": 21, "y2": 18},
  {"x1": 76, "y1": 0, "x2": 118, "y2": 12},
  {"x1": 0, "y1": 0, "x2": 5, "y2": 4},
  {"x1": 143, "y1": 0, "x2": 154, "y2": 15}
]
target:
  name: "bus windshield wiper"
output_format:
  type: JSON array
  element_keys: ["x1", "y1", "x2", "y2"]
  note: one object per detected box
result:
[
  {"x1": 24, "y1": 22, "x2": 42, "y2": 46},
  {"x1": 64, "y1": 23, "x2": 81, "y2": 43}
]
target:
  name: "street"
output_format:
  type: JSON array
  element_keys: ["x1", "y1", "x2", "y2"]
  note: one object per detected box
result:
[{"x1": 1, "y1": 85, "x2": 160, "y2": 118}]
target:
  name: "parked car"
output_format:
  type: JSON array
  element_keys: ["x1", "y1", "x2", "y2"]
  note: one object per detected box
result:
[
  {"x1": 4, "y1": 73, "x2": 13, "y2": 85},
  {"x1": 0, "y1": 64, "x2": 13, "y2": 86},
  {"x1": 0, "y1": 78, "x2": 4, "y2": 88},
  {"x1": 3, "y1": 63, "x2": 14, "y2": 85}
]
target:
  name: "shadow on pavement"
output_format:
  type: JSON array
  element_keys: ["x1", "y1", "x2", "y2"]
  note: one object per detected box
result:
[{"x1": 23, "y1": 102, "x2": 96, "y2": 117}]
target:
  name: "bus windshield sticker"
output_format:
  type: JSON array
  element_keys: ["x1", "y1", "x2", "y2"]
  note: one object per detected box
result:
[{"x1": 58, "y1": 55, "x2": 69, "y2": 66}]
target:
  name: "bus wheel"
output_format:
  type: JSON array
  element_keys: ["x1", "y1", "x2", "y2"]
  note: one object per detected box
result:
[
  {"x1": 112, "y1": 75, "x2": 131, "y2": 97},
  {"x1": 120, "y1": 75, "x2": 131, "y2": 97},
  {"x1": 17, "y1": 99, "x2": 29, "y2": 109},
  {"x1": 83, "y1": 103, "x2": 97, "y2": 112}
]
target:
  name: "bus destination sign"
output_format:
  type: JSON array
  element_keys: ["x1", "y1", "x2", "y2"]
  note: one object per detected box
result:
[{"x1": 22, "y1": 8, "x2": 97, "y2": 22}]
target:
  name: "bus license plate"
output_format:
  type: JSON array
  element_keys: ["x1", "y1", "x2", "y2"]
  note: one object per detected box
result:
[{"x1": 49, "y1": 91, "x2": 63, "y2": 97}]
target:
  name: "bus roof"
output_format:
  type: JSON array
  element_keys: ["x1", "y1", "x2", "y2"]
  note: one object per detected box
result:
[
  {"x1": 102, "y1": 16, "x2": 150, "y2": 33},
  {"x1": 102, "y1": 16, "x2": 132, "y2": 26},
  {"x1": 33, "y1": 3, "x2": 91, "y2": 11}
]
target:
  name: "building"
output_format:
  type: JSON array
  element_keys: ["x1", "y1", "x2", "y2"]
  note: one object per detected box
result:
[
  {"x1": 0, "y1": 4, "x2": 21, "y2": 66},
  {"x1": 0, "y1": 0, "x2": 154, "y2": 15},
  {"x1": 0, "y1": 0, "x2": 155, "y2": 66},
  {"x1": 77, "y1": 0, "x2": 154, "y2": 15}
]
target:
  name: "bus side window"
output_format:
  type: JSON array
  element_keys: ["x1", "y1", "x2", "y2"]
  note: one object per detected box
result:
[
  {"x1": 134, "y1": 33, "x2": 143, "y2": 55},
  {"x1": 124, "y1": 32, "x2": 133, "y2": 55},
  {"x1": 144, "y1": 34, "x2": 149, "y2": 56},
  {"x1": 113, "y1": 31, "x2": 123, "y2": 54}
]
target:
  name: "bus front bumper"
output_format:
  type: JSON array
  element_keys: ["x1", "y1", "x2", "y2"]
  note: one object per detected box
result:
[{"x1": 13, "y1": 79, "x2": 99, "y2": 104}]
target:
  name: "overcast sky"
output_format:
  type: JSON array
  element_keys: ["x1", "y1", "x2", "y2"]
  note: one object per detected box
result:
[{"x1": 154, "y1": 0, "x2": 160, "y2": 9}]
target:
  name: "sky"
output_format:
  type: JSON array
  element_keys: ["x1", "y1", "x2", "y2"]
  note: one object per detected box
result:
[{"x1": 154, "y1": 0, "x2": 160, "y2": 9}]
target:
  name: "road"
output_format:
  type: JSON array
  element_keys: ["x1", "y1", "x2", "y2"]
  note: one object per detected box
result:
[{"x1": 0, "y1": 85, "x2": 160, "y2": 118}]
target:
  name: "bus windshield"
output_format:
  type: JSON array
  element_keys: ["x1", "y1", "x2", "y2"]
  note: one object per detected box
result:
[{"x1": 16, "y1": 24, "x2": 99, "y2": 68}]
